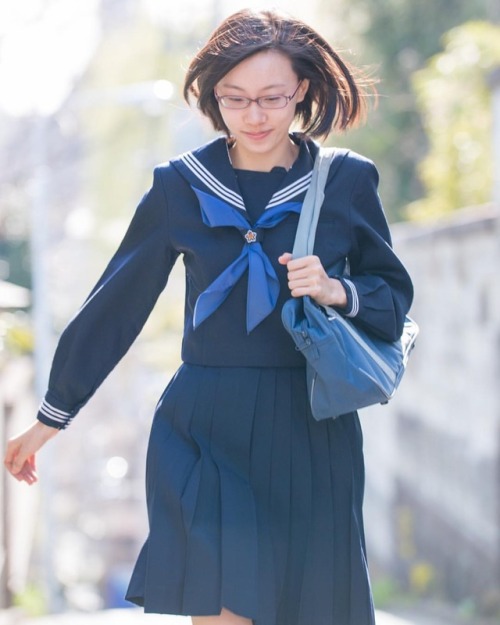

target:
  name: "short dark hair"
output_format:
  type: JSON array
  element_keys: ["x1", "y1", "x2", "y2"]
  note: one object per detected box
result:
[{"x1": 183, "y1": 8, "x2": 376, "y2": 139}]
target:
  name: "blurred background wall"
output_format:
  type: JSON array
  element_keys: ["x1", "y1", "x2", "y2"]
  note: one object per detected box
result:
[{"x1": 362, "y1": 201, "x2": 500, "y2": 619}]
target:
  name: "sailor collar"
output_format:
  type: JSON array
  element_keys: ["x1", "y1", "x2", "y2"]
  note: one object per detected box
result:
[
  {"x1": 171, "y1": 135, "x2": 318, "y2": 333},
  {"x1": 171, "y1": 134, "x2": 316, "y2": 215}
]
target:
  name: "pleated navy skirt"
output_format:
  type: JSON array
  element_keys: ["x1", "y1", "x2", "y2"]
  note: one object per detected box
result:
[{"x1": 125, "y1": 364, "x2": 375, "y2": 625}]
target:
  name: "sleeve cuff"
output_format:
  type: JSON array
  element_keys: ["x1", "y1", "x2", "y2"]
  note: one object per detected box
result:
[
  {"x1": 37, "y1": 397, "x2": 75, "y2": 430},
  {"x1": 335, "y1": 276, "x2": 360, "y2": 318}
]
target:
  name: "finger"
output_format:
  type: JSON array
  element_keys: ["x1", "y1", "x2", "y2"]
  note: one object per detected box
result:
[
  {"x1": 24, "y1": 456, "x2": 37, "y2": 480},
  {"x1": 278, "y1": 252, "x2": 293, "y2": 265},
  {"x1": 285, "y1": 255, "x2": 321, "y2": 271},
  {"x1": 18, "y1": 472, "x2": 35, "y2": 485},
  {"x1": 4, "y1": 458, "x2": 18, "y2": 476},
  {"x1": 291, "y1": 286, "x2": 322, "y2": 299},
  {"x1": 23, "y1": 470, "x2": 38, "y2": 485},
  {"x1": 7, "y1": 463, "x2": 27, "y2": 481},
  {"x1": 288, "y1": 277, "x2": 315, "y2": 291},
  {"x1": 5, "y1": 441, "x2": 31, "y2": 474},
  {"x1": 18, "y1": 462, "x2": 38, "y2": 485},
  {"x1": 27, "y1": 458, "x2": 38, "y2": 482},
  {"x1": 287, "y1": 268, "x2": 321, "y2": 284},
  {"x1": 5, "y1": 441, "x2": 29, "y2": 478},
  {"x1": 289, "y1": 269, "x2": 324, "y2": 287},
  {"x1": 10, "y1": 452, "x2": 30, "y2": 476}
]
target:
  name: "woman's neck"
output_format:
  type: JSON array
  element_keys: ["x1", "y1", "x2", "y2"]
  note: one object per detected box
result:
[{"x1": 228, "y1": 139, "x2": 299, "y2": 172}]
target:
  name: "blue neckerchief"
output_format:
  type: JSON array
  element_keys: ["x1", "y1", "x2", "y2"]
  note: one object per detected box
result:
[{"x1": 192, "y1": 188, "x2": 302, "y2": 332}]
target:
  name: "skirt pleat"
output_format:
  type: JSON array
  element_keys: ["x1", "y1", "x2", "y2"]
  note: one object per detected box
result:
[{"x1": 125, "y1": 364, "x2": 375, "y2": 625}]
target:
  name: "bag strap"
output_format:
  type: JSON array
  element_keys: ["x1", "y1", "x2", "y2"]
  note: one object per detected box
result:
[{"x1": 292, "y1": 147, "x2": 349, "y2": 258}]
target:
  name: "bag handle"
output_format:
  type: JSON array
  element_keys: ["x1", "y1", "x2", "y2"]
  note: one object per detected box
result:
[{"x1": 292, "y1": 147, "x2": 349, "y2": 258}]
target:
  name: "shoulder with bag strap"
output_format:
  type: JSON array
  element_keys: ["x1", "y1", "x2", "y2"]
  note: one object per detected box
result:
[{"x1": 282, "y1": 145, "x2": 419, "y2": 421}]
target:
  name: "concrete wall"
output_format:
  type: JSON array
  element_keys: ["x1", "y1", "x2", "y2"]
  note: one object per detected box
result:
[{"x1": 361, "y1": 204, "x2": 500, "y2": 614}]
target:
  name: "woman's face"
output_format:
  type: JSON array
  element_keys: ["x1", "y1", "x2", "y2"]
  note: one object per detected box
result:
[{"x1": 215, "y1": 50, "x2": 309, "y2": 171}]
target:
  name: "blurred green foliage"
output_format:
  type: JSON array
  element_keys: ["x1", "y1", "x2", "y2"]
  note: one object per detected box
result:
[
  {"x1": 80, "y1": 18, "x2": 179, "y2": 231},
  {"x1": 75, "y1": 14, "x2": 207, "y2": 343},
  {"x1": 409, "y1": 21, "x2": 500, "y2": 219},
  {"x1": 371, "y1": 576, "x2": 402, "y2": 608},
  {"x1": 0, "y1": 311, "x2": 33, "y2": 355},
  {"x1": 13, "y1": 582, "x2": 47, "y2": 617},
  {"x1": 318, "y1": 0, "x2": 497, "y2": 220},
  {"x1": 60, "y1": 3, "x2": 500, "y2": 230}
]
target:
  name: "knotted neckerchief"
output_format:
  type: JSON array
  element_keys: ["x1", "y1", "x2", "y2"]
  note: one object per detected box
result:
[{"x1": 192, "y1": 187, "x2": 302, "y2": 333}]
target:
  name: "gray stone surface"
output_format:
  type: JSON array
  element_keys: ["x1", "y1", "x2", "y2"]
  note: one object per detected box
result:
[{"x1": 361, "y1": 204, "x2": 500, "y2": 613}]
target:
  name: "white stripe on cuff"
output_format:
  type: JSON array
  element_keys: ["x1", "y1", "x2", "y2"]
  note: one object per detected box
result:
[
  {"x1": 343, "y1": 278, "x2": 359, "y2": 317},
  {"x1": 39, "y1": 399, "x2": 73, "y2": 426}
]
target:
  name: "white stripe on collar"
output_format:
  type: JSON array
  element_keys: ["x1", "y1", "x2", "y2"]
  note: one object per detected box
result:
[
  {"x1": 267, "y1": 171, "x2": 313, "y2": 208},
  {"x1": 181, "y1": 152, "x2": 246, "y2": 210},
  {"x1": 181, "y1": 151, "x2": 313, "y2": 212}
]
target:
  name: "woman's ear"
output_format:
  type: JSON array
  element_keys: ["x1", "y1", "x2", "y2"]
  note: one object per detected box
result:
[{"x1": 296, "y1": 79, "x2": 310, "y2": 103}]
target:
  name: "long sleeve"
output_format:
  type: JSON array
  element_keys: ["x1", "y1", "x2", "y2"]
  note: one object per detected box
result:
[
  {"x1": 332, "y1": 156, "x2": 413, "y2": 342},
  {"x1": 38, "y1": 167, "x2": 179, "y2": 429}
]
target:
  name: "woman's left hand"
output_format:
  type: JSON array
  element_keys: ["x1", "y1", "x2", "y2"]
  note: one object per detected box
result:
[{"x1": 278, "y1": 253, "x2": 347, "y2": 308}]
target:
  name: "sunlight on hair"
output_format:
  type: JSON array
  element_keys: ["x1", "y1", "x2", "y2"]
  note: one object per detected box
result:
[{"x1": 0, "y1": 0, "x2": 321, "y2": 118}]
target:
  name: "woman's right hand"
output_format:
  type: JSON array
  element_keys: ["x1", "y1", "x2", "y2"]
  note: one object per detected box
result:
[{"x1": 4, "y1": 420, "x2": 59, "y2": 485}]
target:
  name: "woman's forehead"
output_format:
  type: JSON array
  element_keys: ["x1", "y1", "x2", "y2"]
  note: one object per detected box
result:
[{"x1": 218, "y1": 50, "x2": 296, "y2": 88}]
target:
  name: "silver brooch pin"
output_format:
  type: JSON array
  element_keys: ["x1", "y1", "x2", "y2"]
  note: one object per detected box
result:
[{"x1": 244, "y1": 230, "x2": 258, "y2": 243}]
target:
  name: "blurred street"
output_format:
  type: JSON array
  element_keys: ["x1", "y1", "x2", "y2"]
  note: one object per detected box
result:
[{"x1": 0, "y1": 608, "x2": 460, "y2": 625}]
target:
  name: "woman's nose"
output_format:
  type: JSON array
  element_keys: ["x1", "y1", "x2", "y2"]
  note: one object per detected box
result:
[{"x1": 243, "y1": 101, "x2": 267, "y2": 123}]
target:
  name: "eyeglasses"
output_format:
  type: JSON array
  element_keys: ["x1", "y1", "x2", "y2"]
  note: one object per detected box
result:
[{"x1": 215, "y1": 82, "x2": 302, "y2": 110}]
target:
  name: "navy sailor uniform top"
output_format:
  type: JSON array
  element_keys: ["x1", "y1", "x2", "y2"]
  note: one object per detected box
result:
[{"x1": 37, "y1": 135, "x2": 414, "y2": 429}]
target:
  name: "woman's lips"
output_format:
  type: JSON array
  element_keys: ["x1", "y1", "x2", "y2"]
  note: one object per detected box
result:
[{"x1": 243, "y1": 130, "x2": 272, "y2": 140}]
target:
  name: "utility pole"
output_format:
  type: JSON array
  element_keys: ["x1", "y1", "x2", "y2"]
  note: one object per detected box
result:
[
  {"x1": 27, "y1": 80, "x2": 175, "y2": 614},
  {"x1": 0, "y1": 401, "x2": 11, "y2": 609},
  {"x1": 30, "y1": 114, "x2": 63, "y2": 613}
]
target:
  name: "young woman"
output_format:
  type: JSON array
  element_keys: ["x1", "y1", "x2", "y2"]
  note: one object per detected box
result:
[{"x1": 4, "y1": 8, "x2": 413, "y2": 625}]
